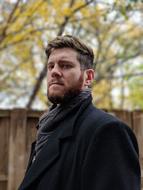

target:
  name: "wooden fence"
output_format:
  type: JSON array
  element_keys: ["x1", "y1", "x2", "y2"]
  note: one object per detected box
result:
[{"x1": 0, "y1": 109, "x2": 143, "y2": 190}]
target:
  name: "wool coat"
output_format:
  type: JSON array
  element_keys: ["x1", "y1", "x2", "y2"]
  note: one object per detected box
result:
[{"x1": 18, "y1": 99, "x2": 140, "y2": 190}]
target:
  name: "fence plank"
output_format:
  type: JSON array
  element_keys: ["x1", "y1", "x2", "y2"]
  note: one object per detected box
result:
[
  {"x1": 0, "y1": 114, "x2": 10, "y2": 190},
  {"x1": 107, "y1": 110, "x2": 133, "y2": 127},
  {"x1": 132, "y1": 111, "x2": 143, "y2": 189},
  {"x1": 7, "y1": 109, "x2": 27, "y2": 190}
]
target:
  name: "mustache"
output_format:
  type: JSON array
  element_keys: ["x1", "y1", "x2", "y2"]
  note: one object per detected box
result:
[{"x1": 48, "y1": 80, "x2": 64, "y2": 86}]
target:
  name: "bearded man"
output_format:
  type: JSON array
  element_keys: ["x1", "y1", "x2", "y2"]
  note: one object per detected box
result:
[{"x1": 19, "y1": 35, "x2": 140, "y2": 190}]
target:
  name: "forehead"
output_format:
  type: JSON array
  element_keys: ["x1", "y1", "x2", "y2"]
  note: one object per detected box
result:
[{"x1": 48, "y1": 48, "x2": 78, "y2": 62}]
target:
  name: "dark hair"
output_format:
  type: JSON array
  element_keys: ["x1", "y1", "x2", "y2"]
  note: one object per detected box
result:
[{"x1": 45, "y1": 35, "x2": 94, "y2": 69}]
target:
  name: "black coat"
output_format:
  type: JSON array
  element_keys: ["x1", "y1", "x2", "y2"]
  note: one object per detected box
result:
[{"x1": 19, "y1": 102, "x2": 140, "y2": 190}]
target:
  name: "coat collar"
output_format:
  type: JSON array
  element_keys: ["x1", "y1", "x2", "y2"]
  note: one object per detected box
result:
[{"x1": 19, "y1": 97, "x2": 91, "y2": 190}]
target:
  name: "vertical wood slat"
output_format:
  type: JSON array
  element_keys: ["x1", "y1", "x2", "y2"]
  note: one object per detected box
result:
[
  {"x1": 132, "y1": 111, "x2": 143, "y2": 189},
  {"x1": 0, "y1": 111, "x2": 10, "y2": 190},
  {"x1": 107, "y1": 110, "x2": 133, "y2": 127},
  {"x1": 7, "y1": 109, "x2": 27, "y2": 190},
  {"x1": 132, "y1": 111, "x2": 143, "y2": 165}
]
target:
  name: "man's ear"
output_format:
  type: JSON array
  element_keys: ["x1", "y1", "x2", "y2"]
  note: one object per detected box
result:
[{"x1": 84, "y1": 69, "x2": 95, "y2": 87}]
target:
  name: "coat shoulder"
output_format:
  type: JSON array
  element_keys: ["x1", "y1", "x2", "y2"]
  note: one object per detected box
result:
[
  {"x1": 77, "y1": 103, "x2": 139, "y2": 155},
  {"x1": 80, "y1": 104, "x2": 121, "y2": 130}
]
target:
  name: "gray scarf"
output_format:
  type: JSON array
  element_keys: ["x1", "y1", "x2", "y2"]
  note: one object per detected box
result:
[{"x1": 35, "y1": 89, "x2": 91, "y2": 158}]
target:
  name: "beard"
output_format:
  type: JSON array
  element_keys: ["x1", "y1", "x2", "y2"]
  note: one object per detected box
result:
[{"x1": 47, "y1": 74, "x2": 84, "y2": 104}]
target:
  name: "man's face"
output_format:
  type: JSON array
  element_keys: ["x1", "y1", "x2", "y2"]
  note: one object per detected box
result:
[{"x1": 47, "y1": 48, "x2": 85, "y2": 104}]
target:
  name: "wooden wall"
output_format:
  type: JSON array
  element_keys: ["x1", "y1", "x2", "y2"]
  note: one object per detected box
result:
[{"x1": 0, "y1": 109, "x2": 142, "y2": 190}]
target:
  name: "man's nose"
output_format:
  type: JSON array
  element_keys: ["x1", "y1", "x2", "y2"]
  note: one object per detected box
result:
[{"x1": 51, "y1": 64, "x2": 62, "y2": 77}]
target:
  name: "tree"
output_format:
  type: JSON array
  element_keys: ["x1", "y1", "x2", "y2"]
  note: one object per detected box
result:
[{"x1": 0, "y1": 0, "x2": 143, "y2": 110}]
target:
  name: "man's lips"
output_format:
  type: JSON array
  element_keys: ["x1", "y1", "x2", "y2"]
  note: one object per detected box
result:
[{"x1": 49, "y1": 81, "x2": 64, "y2": 87}]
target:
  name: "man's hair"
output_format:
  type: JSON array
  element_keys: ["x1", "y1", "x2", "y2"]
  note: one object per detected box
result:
[{"x1": 45, "y1": 35, "x2": 94, "y2": 69}]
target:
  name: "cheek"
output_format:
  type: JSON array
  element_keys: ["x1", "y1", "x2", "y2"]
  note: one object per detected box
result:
[
  {"x1": 68, "y1": 70, "x2": 82, "y2": 81},
  {"x1": 47, "y1": 73, "x2": 52, "y2": 84},
  {"x1": 64, "y1": 74, "x2": 77, "y2": 85},
  {"x1": 47, "y1": 72, "x2": 50, "y2": 80},
  {"x1": 79, "y1": 73, "x2": 84, "y2": 87},
  {"x1": 65, "y1": 72, "x2": 84, "y2": 87}
]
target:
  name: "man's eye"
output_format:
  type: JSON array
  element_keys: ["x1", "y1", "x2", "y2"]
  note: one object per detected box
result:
[
  {"x1": 62, "y1": 64, "x2": 72, "y2": 69},
  {"x1": 48, "y1": 65, "x2": 54, "y2": 70}
]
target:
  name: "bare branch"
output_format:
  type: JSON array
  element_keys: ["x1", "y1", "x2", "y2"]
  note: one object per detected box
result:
[
  {"x1": 72, "y1": 0, "x2": 95, "y2": 13},
  {"x1": 0, "y1": 0, "x2": 21, "y2": 43},
  {"x1": 96, "y1": 72, "x2": 143, "y2": 82}
]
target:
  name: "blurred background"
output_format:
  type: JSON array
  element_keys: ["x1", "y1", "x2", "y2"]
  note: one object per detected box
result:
[
  {"x1": 0, "y1": 0, "x2": 143, "y2": 190},
  {"x1": 0, "y1": 0, "x2": 143, "y2": 110}
]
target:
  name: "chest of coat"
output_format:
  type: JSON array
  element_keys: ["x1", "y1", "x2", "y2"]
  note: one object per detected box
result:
[{"x1": 34, "y1": 136, "x2": 87, "y2": 190}]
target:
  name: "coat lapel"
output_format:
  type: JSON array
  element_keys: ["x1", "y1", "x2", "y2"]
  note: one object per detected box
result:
[{"x1": 19, "y1": 136, "x2": 60, "y2": 190}]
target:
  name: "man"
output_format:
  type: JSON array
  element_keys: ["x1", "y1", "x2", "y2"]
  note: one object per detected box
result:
[{"x1": 19, "y1": 35, "x2": 140, "y2": 190}]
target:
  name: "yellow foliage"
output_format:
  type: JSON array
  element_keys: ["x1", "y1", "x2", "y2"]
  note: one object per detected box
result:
[
  {"x1": 0, "y1": 0, "x2": 143, "y2": 108},
  {"x1": 6, "y1": 0, "x2": 50, "y2": 34},
  {"x1": 125, "y1": 22, "x2": 143, "y2": 38},
  {"x1": 62, "y1": 7, "x2": 72, "y2": 17},
  {"x1": 92, "y1": 80, "x2": 112, "y2": 108}
]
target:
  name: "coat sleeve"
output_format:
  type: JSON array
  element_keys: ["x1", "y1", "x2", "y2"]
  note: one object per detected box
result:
[{"x1": 81, "y1": 121, "x2": 141, "y2": 190}]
